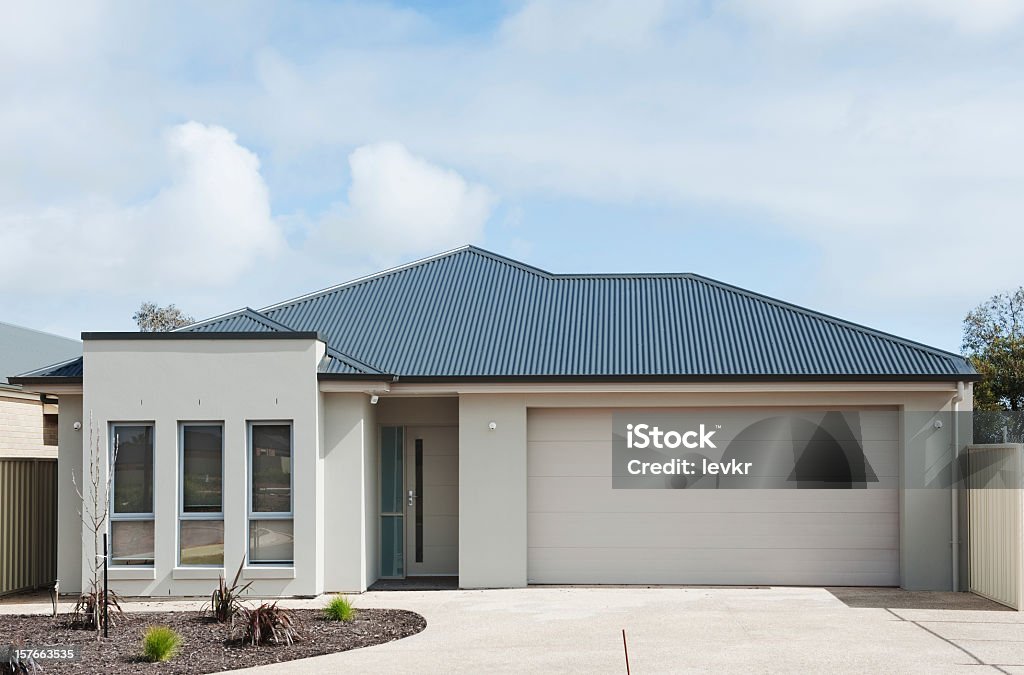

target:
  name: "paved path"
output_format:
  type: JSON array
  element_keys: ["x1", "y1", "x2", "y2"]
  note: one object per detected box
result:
[{"x1": 5, "y1": 587, "x2": 1024, "y2": 673}]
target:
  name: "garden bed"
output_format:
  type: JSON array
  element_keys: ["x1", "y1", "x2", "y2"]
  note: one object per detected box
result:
[{"x1": 2, "y1": 608, "x2": 425, "y2": 674}]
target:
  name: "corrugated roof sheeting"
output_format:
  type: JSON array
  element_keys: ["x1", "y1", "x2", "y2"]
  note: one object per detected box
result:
[
  {"x1": 20, "y1": 248, "x2": 976, "y2": 381},
  {"x1": 15, "y1": 356, "x2": 83, "y2": 379},
  {"x1": 243, "y1": 247, "x2": 973, "y2": 378},
  {"x1": 186, "y1": 308, "x2": 292, "y2": 333}
]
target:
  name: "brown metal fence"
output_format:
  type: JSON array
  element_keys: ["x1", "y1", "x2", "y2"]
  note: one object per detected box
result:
[{"x1": 0, "y1": 459, "x2": 57, "y2": 596}]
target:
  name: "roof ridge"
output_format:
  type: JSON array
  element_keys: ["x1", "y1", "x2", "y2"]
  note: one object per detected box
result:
[
  {"x1": 239, "y1": 307, "x2": 297, "y2": 332},
  {"x1": 683, "y1": 273, "x2": 966, "y2": 364},
  {"x1": 178, "y1": 307, "x2": 299, "y2": 333},
  {"x1": 259, "y1": 245, "x2": 551, "y2": 314},
  {"x1": 323, "y1": 346, "x2": 386, "y2": 375}
]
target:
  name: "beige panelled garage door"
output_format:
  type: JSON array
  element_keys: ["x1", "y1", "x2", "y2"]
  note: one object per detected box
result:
[{"x1": 527, "y1": 408, "x2": 900, "y2": 586}]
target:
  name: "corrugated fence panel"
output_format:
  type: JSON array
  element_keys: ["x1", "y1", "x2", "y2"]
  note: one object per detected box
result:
[
  {"x1": 967, "y1": 444, "x2": 1023, "y2": 610},
  {"x1": 0, "y1": 459, "x2": 57, "y2": 596}
]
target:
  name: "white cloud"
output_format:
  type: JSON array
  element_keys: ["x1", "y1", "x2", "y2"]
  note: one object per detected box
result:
[
  {"x1": 3, "y1": 0, "x2": 1024, "y2": 348},
  {"x1": 721, "y1": 0, "x2": 1024, "y2": 35},
  {"x1": 0, "y1": 122, "x2": 282, "y2": 291},
  {"x1": 315, "y1": 142, "x2": 495, "y2": 258},
  {"x1": 500, "y1": 0, "x2": 673, "y2": 51}
]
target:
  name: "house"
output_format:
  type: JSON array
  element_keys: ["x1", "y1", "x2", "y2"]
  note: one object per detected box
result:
[
  {"x1": 0, "y1": 321, "x2": 81, "y2": 595},
  {"x1": 0, "y1": 321, "x2": 80, "y2": 459},
  {"x1": 10, "y1": 246, "x2": 977, "y2": 597}
]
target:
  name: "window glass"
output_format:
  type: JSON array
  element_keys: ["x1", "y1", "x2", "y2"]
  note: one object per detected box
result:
[
  {"x1": 380, "y1": 426, "x2": 404, "y2": 514},
  {"x1": 111, "y1": 520, "x2": 155, "y2": 565},
  {"x1": 248, "y1": 519, "x2": 294, "y2": 564},
  {"x1": 180, "y1": 520, "x2": 224, "y2": 566},
  {"x1": 112, "y1": 425, "x2": 154, "y2": 515},
  {"x1": 183, "y1": 425, "x2": 223, "y2": 513},
  {"x1": 251, "y1": 424, "x2": 291, "y2": 513}
]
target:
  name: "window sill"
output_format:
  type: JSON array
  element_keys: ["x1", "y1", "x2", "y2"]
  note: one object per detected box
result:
[
  {"x1": 108, "y1": 567, "x2": 155, "y2": 581},
  {"x1": 243, "y1": 566, "x2": 296, "y2": 580},
  {"x1": 172, "y1": 567, "x2": 224, "y2": 580}
]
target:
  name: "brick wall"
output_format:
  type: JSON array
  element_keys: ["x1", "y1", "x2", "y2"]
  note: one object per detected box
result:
[{"x1": 0, "y1": 395, "x2": 55, "y2": 459}]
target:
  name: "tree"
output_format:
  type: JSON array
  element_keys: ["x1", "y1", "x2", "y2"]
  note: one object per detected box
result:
[
  {"x1": 71, "y1": 412, "x2": 124, "y2": 635},
  {"x1": 963, "y1": 288, "x2": 1024, "y2": 412},
  {"x1": 132, "y1": 302, "x2": 194, "y2": 332}
]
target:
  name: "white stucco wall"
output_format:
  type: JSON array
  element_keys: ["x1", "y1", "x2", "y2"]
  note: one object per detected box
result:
[
  {"x1": 454, "y1": 384, "x2": 973, "y2": 591},
  {"x1": 459, "y1": 394, "x2": 528, "y2": 588},
  {"x1": 55, "y1": 394, "x2": 83, "y2": 594},
  {"x1": 81, "y1": 338, "x2": 324, "y2": 597},
  {"x1": 321, "y1": 392, "x2": 378, "y2": 592}
]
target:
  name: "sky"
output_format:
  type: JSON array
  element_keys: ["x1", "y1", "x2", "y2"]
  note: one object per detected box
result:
[{"x1": 2, "y1": 0, "x2": 1023, "y2": 354}]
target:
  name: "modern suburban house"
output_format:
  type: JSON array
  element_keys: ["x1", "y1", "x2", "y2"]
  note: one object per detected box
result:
[
  {"x1": 0, "y1": 321, "x2": 81, "y2": 595},
  {"x1": 10, "y1": 246, "x2": 977, "y2": 598}
]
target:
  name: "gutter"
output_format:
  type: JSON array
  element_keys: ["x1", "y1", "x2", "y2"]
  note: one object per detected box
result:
[{"x1": 315, "y1": 372, "x2": 983, "y2": 383}]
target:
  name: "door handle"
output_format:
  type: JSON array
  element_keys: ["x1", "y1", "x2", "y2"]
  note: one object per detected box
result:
[{"x1": 408, "y1": 489, "x2": 417, "y2": 506}]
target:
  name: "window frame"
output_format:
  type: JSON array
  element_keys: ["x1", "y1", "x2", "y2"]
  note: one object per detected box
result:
[
  {"x1": 178, "y1": 422, "x2": 225, "y2": 567},
  {"x1": 246, "y1": 420, "x2": 294, "y2": 566},
  {"x1": 108, "y1": 421, "x2": 156, "y2": 567}
]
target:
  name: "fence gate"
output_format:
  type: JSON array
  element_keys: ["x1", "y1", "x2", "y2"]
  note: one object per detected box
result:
[{"x1": 966, "y1": 444, "x2": 1024, "y2": 610}]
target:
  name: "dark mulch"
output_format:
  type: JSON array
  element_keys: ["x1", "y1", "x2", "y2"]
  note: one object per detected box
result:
[{"x1": 2, "y1": 608, "x2": 425, "y2": 674}]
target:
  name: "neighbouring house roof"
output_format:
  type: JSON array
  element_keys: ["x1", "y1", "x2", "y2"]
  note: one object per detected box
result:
[
  {"x1": 0, "y1": 321, "x2": 81, "y2": 389},
  {"x1": 11, "y1": 246, "x2": 977, "y2": 383}
]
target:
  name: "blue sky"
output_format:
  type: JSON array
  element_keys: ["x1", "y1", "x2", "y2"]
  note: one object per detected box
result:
[{"x1": 3, "y1": 0, "x2": 1023, "y2": 354}]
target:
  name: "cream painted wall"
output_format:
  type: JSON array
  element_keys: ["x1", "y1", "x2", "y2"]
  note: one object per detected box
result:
[
  {"x1": 56, "y1": 394, "x2": 83, "y2": 594},
  {"x1": 459, "y1": 394, "x2": 528, "y2": 588},
  {"x1": 456, "y1": 384, "x2": 973, "y2": 591},
  {"x1": 321, "y1": 392, "x2": 378, "y2": 592},
  {"x1": 82, "y1": 338, "x2": 324, "y2": 597}
]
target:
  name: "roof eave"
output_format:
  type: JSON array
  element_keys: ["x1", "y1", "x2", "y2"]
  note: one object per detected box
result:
[
  {"x1": 372, "y1": 373, "x2": 982, "y2": 384},
  {"x1": 82, "y1": 331, "x2": 326, "y2": 342}
]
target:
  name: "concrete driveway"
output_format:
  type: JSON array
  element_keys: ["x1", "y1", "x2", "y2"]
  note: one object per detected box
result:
[
  {"x1": 5, "y1": 586, "x2": 1023, "y2": 673},
  {"x1": 231, "y1": 587, "x2": 1023, "y2": 674}
]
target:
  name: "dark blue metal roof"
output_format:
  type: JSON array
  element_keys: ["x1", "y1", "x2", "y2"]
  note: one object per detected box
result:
[
  {"x1": 238, "y1": 246, "x2": 971, "y2": 379},
  {"x1": 186, "y1": 308, "x2": 295, "y2": 333},
  {"x1": 16, "y1": 247, "x2": 977, "y2": 382},
  {"x1": 13, "y1": 355, "x2": 83, "y2": 380}
]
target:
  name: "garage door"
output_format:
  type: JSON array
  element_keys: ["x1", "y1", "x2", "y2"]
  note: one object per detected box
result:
[{"x1": 527, "y1": 408, "x2": 899, "y2": 586}]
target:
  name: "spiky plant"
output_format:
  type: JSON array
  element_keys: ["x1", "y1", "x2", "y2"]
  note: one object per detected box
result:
[
  {"x1": 208, "y1": 562, "x2": 252, "y2": 623},
  {"x1": 236, "y1": 603, "x2": 301, "y2": 646},
  {"x1": 71, "y1": 583, "x2": 124, "y2": 631}
]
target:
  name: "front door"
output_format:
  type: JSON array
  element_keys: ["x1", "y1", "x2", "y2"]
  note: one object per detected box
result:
[{"x1": 404, "y1": 426, "x2": 458, "y2": 576}]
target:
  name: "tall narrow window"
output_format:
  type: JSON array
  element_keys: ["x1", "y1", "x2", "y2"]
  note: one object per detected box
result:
[
  {"x1": 248, "y1": 422, "x2": 293, "y2": 565},
  {"x1": 110, "y1": 424, "x2": 155, "y2": 566},
  {"x1": 179, "y1": 424, "x2": 224, "y2": 566}
]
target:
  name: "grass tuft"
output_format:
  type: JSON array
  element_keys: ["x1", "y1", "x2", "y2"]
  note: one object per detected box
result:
[
  {"x1": 323, "y1": 595, "x2": 357, "y2": 622},
  {"x1": 142, "y1": 625, "x2": 181, "y2": 662}
]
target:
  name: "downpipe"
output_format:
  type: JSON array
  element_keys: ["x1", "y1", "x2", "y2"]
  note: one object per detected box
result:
[{"x1": 951, "y1": 381, "x2": 965, "y2": 592}]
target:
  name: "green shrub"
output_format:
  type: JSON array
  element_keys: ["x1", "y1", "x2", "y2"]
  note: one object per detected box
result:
[
  {"x1": 142, "y1": 625, "x2": 181, "y2": 663},
  {"x1": 324, "y1": 595, "x2": 356, "y2": 622}
]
